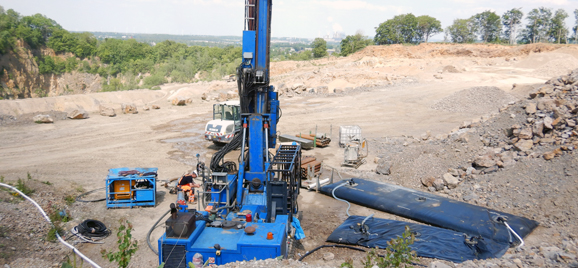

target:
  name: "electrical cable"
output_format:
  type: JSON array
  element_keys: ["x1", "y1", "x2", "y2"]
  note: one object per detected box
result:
[
  {"x1": 75, "y1": 187, "x2": 106, "y2": 202},
  {"x1": 0, "y1": 182, "x2": 102, "y2": 268},
  {"x1": 297, "y1": 244, "x2": 427, "y2": 267},
  {"x1": 332, "y1": 181, "x2": 352, "y2": 217}
]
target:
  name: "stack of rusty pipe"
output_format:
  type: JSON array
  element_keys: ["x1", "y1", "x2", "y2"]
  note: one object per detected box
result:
[
  {"x1": 301, "y1": 156, "x2": 322, "y2": 179},
  {"x1": 295, "y1": 134, "x2": 331, "y2": 147}
]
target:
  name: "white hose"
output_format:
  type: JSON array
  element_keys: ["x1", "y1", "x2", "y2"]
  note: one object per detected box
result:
[
  {"x1": 503, "y1": 221, "x2": 525, "y2": 249},
  {"x1": 332, "y1": 182, "x2": 351, "y2": 216},
  {"x1": 0, "y1": 182, "x2": 102, "y2": 268}
]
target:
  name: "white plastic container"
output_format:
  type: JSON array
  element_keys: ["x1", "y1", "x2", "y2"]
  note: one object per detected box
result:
[{"x1": 339, "y1": 126, "x2": 362, "y2": 147}]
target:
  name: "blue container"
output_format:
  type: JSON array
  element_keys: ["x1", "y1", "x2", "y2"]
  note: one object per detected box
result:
[{"x1": 105, "y1": 167, "x2": 157, "y2": 208}]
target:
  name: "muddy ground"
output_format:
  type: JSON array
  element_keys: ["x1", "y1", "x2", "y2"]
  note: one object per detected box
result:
[{"x1": 1, "y1": 43, "x2": 578, "y2": 268}]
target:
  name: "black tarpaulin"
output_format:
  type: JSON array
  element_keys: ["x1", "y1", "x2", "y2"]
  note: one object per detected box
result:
[
  {"x1": 327, "y1": 216, "x2": 507, "y2": 263},
  {"x1": 320, "y1": 179, "x2": 539, "y2": 261}
]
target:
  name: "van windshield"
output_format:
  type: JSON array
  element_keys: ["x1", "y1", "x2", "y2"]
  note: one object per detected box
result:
[{"x1": 214, "y1": 104, "x2": 239, "y2": 121}]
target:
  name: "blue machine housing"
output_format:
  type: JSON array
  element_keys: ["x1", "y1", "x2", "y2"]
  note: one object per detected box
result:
[
  {"x1": 159, "y1": 211, "x2": 289, "y2": 266},
  {"x1": 106, "y1": 167, "x2": 157, "y2": 208}
]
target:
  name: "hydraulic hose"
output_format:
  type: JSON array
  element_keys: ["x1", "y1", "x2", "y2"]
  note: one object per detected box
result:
[
  {"x1": 75, "y1": 187, "x2": 106, "y2": 202},
  {"x1": 147, "y1": 209, "x2": 171, "y2": 255},
  {"x1": 332, "y1": 181, "x2": 352, "y2": 217}
]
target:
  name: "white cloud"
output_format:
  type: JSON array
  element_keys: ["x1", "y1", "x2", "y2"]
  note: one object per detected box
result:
[
  {"x1": 332, "y1": 22, "x2": 343, "y2": 33},
  {"x1": 327, "y1": 16, "x2": 334, "y2": 22}
]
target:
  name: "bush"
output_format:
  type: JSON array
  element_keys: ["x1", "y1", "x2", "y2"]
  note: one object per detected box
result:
[
  {"x1": 101, "y1": 219, "x2": 138, "y2": 268},
  {"x1": 352, "y1": 226, "x2": 416, "y2": 268},
  {"x1": 144, "y1": 72, "x2": 167, "y2": 88}
]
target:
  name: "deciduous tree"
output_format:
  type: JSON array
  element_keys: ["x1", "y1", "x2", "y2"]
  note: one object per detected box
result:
[
  {"x1": 522, "y1": 7, "x2": 552, "y2": 43},
  {"x1": 472, "y1": 11, "x2": 502, "y2": 43},
  {"x1": 445, "y1": 18, "x2": 477, "y2": 43},
  {"x1": 374, "y1": 13, "x2": 419, "y2": 45},
  {"x1": 574, "y1": 9, "x2": 578, "y2": 42},
  {"x1": 502, "y1": 8, "x2": 523, "y2": 44},
  {"x1": 549, "y1": 9, "x2": 569, "y2": 44},
  {"x1": 340, "y1": 32, "x2": 372, "y2": 56},
  {"x1": 415, "y1": 15, "x2": 442, "y2": 43},
  {"x1": 311, "y1": 37, "x2": 327, "y2": 58}
]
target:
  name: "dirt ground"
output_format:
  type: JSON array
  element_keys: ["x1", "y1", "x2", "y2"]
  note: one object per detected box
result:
[{"x1": 1, "y1": 43, "x2": 578, "y2": 268}]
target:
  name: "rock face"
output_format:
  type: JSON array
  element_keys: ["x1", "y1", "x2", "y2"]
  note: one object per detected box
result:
[
  {"x1": 33, "y1": 114, "x2": 53, "y2": 123},
  {"x1": 99, "y1": 105, "x2": 116, "y2": 117},
  {"x1": 0, "y1": 41, "x2": 102, "y2": 99},
  {"x1": 67, "y1": 109, "x2": 89, "y2": 119},
  {"x1": 121, "y1": 103, "x2": 138, "y2": 114}
]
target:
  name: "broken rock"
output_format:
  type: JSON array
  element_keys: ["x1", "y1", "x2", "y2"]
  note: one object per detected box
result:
[
  {"x1": 518, "y1": 128, "x2": 533, "y2": 140},
  {"x1": 67, "y1": 109, "x2": 89, "y2": 119},
  {"x1": 121, "y1": 103, "x2": 138, "y2": 114},
  {"x1": 442, "y1": 173, "x2": 459, "y2": 189},
  {"x1": 33, "y1": 114, "x2": 53, "y2": 124},
  {"x1": 172, "y1": 97, "x2": 187, "y2": 106},
  {"x1": 525, "y1": 102, "x2": 537, "y2": 114},
  {"x1": 514, "y1": 139, "x2": 533, "y2": 151},
  {"x1": 432, "y1": 178, "x2": 445, "y2": 191},
  {"x1": 544, "y1": 117, "x2": 553, "y2": 129},
  {"x1": 473, "y1": 154, "x2": 496, "y2": 168},
  {"x1": 99, "y1": 105, "x2": 116, "y2": 117},
  {"x1": 376, "y1": 159, "x2": 391, "y2": 175},
  {"x1": 421, "y1": 177, "x2": 436, "y2": 188}
]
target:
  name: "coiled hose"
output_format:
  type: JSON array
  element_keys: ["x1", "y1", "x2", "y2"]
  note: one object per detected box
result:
[{"x1": 76, "y1": 219, "x2": 109, "y2": 238}]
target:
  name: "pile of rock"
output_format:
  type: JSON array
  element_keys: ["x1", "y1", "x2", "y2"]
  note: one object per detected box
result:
[
  {"x1": 276, "y1": 83, "x2": 341, "y2": 98},
  {"x1": 422, "y1": 68, "x2": 578, "y2": 192},
  {"x1": 509, "y1": 69, "x2": 578, "y2": 160}
]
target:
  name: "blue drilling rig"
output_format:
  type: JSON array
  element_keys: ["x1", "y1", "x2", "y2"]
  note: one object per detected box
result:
[{"x1": 158, "y1": 0, "x2": 303, "y2": 266}]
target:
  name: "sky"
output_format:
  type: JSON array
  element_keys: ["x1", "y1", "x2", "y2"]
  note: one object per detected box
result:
[{"x1": 2, "y1": 0, "x2": 577, "y2": 40}]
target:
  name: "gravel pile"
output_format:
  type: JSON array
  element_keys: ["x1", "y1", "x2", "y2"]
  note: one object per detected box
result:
[
  {"x1": 532, "y1": 59, "x2": 578, "y2": 78},
  {"x1": 431, "y1": 86, "x2": 517, "y2": 114}
]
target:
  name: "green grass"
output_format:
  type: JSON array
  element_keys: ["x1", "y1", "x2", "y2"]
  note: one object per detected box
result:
[{"x1": 64, "y1": 195, "x2": 75, "y2": 206}]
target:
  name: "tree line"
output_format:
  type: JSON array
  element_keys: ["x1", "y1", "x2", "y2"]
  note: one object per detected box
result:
[{"x1": 335, "y1": 6, "x2": 578, "y2": 57}]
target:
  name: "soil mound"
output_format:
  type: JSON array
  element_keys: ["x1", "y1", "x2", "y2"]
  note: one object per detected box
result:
[
  {"x1": 352, "y1": 43, "x2": 561, "y2": 60},
  {"x1": 431, "y1": 86, "x2": 517, "y2": 114}
]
